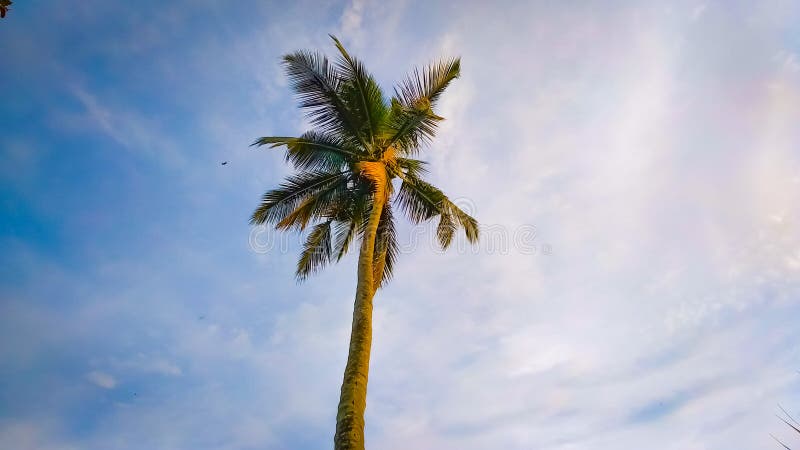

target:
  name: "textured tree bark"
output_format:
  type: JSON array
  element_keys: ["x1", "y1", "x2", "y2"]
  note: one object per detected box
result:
[{"x1": 334, "y1": 172, "x2": 386, "y2": 450}]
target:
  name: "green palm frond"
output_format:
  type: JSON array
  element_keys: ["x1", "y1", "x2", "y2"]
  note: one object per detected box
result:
[
  {"x1": 395, "y1": 176, "x2": 444, "y2": 223},
  {"x1": 275, "y1": 176, "x2": 351, "y2": 230},
  {"x1": 252, "y1": 131, "x2": 365, "y2": 171},
  {"x1": 333, "y1": 220, "x2": 358, "y2": 261},
  {"x1": 297, "y1": 221, "x2": 334, "y2": 280},
  {"x1": 324, "y1": 179, "x2": 370, "y2": 259},
  {"x1": 395, "y1": 157, "x2": 429, "y2": 178},
  {"x1": 330, "y1": 35, "x2": 389, "y2": 148},
  {"x1": 436, "y1": 206, "x2": 457, "y2": 248},
  {"x1": 384, "y1": 58, "x2": 460, "y2": 153},
  {"x1": 250, "y1": 170, "x2": 348, "y2": 225},
  {"x1": 395, "y1": 175, "x2": 479, "y2": 247},
  {"x1": 282, "y1": 51, "x2": 366, "y2": 148},
  {"x1": 385, "y1": 99, "x2": 441, "y2": 151},
  {"x1": 373, "y1": 202, "x2": 398, "y2": 288},
  {"x1": 444, "y1": 196, "x2": 479, "y2": 243}
]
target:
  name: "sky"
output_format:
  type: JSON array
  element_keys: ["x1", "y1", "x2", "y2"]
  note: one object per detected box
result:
[{"x1": 1, "y1": 0, "x2": 800, "y2": 449}]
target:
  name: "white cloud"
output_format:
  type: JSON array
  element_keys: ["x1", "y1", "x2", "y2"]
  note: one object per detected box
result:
[
  {"x1": 86, "y1": 371, "x2": 116, "y2": 389},
  {"x1": 691, "y1": 3, "x2": 707, "y2": 21},
  {"x1": 774, "y1": 50, "x2": 800, "y2": 73},
  {"x1": 110, "y1": 354, "x2": 182, "y2": 377},
  {"x1": 0, "y1": 421, "x2": 79, "y2": 450},
  {"x1": 340, "y1": 0, "x2": 366, "y2": 39},
  {"x1": 65, "y1": 86, "x2": 187, "y2": 168}
]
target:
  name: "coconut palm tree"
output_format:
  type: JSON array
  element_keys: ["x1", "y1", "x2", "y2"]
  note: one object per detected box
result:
[{"x1": 250, "y1": 35, "x2": 478, "y2": 449}]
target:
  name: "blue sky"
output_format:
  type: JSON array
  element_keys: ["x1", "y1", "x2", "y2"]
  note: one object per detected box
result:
[{"x1": 1, "y1": 1, "x2": 800, "y2": 449}]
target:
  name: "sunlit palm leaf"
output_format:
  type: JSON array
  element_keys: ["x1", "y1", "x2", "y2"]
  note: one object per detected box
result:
[
  {"x1": 395, "y1": 58, "x2": 461, "y2": 108},
  {"x1": 443, "y1": 197, "x2": 479, "y2": 243},
  {"x1": 250, "y1": 170, "x2": 348, "y2": 225},
  {"x1": 436, "y1": 208, "x2": 457, "y2": 248},
  {"x1": 385, "y1": 58, "x2": 461, "y2": 153}
]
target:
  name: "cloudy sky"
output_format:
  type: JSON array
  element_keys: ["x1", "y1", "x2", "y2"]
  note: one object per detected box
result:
[{"x1": 2, "y1": 1, "x2": 800, "y2": 449}]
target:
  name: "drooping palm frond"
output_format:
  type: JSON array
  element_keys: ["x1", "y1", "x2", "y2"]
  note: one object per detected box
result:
[
  {"x1": 297, "y1": 220, "x2": 334, "y2": 280},
  {"x1": 372, "y1": 202, "x2": 398, "y2": 288},
  {"x1": 330, "y1": 35, "x2": 389, "y2": 149},
  {"x1": 289, "y1": 175, "x2": 397, "y2": 283},
  {"x1": 250, "y1": 170, "x2": 349, "y2": 225},
  {"x1": 282, "y1": 51, "x2": 367, "y2": 148},
  {"x1": 445, "y1": 196, "x2": 479, "y2": 243},
  {"x1": 274, "y1": 176, "x2": 352, "y2": 231},
  {"x1": 325, "y1": 177, "x2": 372, "y2": 263},
  {"x1": 394, "y1": 174, "x2": 479, "y2": 248},
  {"x1": 395, "y1": 176, "x2": 445, "y2": 223},
  {"x1": 436, "y1": 205, "x2": 457, "y2": 248},
  {"x1": 333, "y1": 220, "x2": 358, "y2": 261}
]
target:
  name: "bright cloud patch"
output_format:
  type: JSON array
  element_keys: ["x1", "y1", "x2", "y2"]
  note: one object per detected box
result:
[{"x1": 86, "y1": 371, "x2": 116, "y2": 389}]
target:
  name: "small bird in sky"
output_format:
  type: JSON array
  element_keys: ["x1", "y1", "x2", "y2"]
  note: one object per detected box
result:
[{"x1": 221, "y1": 161, "x2": 228, "y2": 166}]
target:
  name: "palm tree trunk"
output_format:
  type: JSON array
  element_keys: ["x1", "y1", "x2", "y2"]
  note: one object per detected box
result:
[{"x1": 334, "y1": 178, "x2": 386, "y2": 450}]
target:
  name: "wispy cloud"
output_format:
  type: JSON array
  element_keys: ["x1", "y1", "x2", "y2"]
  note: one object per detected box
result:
[
  {"x1": 67, "y1": 86, "x2": 187, "y2": 168},
  {"x1": 109, "y1": 354, "x2": 182, "y2": 377},
  {"x1": 86, "y1": 371, "x2": 116, "y2": 389}
]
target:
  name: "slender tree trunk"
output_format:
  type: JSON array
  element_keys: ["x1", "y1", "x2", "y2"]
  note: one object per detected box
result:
[{"x1": 334, "y1": 174, "x2": 386, "y2": 450}]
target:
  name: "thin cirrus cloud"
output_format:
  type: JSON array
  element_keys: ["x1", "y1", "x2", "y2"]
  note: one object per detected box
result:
[
  {"x1": 86, "y1": 371, "x2": 117, "y2": 390},
  {"x1": 0, "y1": 0, "x2": 799, "y2": 449}
]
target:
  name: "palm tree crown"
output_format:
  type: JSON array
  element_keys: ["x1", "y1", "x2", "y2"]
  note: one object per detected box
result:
[{"x1": 251, "y1": 35, "x2": 478, "y2": 285}]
